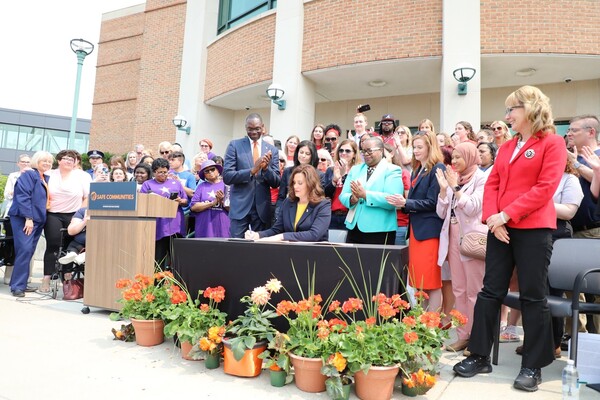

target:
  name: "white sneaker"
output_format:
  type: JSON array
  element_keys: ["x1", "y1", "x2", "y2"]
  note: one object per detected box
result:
[
  {"x1": 74, "y1": 253, "x2": 86, "y2": 265},
  {"x1": 59, "y1": 252, "x2": 78, "y2": 265}
]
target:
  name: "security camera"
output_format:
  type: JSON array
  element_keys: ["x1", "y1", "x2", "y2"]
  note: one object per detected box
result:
[
  {"x1": 244, "y1": 106, "x2": 251, "y2": 111},
  {"x1": 564, "y1": 77, "x2": 573, "y2": 83},
  {"x1": 172, "y1": 115, "x2": 187, "y2": 129}
]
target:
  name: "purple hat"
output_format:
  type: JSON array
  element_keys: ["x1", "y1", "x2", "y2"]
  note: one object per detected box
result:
[{"x1": 198, "y1": 159, "x2": 223, "y2": 180}]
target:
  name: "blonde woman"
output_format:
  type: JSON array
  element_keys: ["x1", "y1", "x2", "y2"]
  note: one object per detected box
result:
[
  {"x1": 490, "y1": 120, "x2": 512, "y2": 147},
  {"x1": 323, "y1": 139, "x2": 362, "y2": 229},
  {"x1": 284, "y1": 135, "x2": 300, "y2": 167},
  {"x1": 419, "y1": 118, "x2": 435, "y2": 134},
  {"x1": 393, "y1": 125, "x2": 413, "y2": 170}
]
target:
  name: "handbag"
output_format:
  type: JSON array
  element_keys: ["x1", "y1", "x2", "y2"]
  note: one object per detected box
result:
[
  {"x1": 63, "y1": 278, "x2": 84, "y2": 300},
  {"x1": 459, "y1": 231, "x2": 487, "y2": 260}
]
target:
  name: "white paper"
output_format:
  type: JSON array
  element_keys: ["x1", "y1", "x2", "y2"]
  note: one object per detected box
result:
[{"x1": 570, "y1": 332, "x2": 600, "y2": 383}]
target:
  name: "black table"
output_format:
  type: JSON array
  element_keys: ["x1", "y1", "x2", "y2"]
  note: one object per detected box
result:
[{"x1": 172, "y1": 238, "x2": 408, "y2": 330}]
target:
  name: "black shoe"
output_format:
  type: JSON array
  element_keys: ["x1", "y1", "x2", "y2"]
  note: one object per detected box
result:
[
  {"x1": 560, "y1": 335, "x2": 570, "y2": 351},
  {"x1": 453, "y1": 355, "x2": 492, "y2": 377},
  {"x1": 24, "y1": 285, "x2": 37, "y2": 292},
  {"x1": 514, "y1": 367, "x2": 542, "y2": 392},
  {"x1": 11, "y1": 290, "x2": 25, "y2": 297}
]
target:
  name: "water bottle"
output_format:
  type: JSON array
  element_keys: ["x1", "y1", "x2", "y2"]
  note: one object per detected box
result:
[{"x1": 562, "y1": 359, "x2": 579, "y2": 399}]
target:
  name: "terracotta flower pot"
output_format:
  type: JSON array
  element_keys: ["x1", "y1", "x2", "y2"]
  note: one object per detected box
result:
[
  {"x1": 180, "y1": 340, "x2": 200, "y2": 361},
  {"x1": 354, "y1": 365, "x2": 399, "y2": 400},
  {"x1": 289, "y1": 353, "x2": 327, "y2": 393},
  {"x1": 130, "y1": 318, "x2": 165, "y2": 347},
  {"x1": 222, "y1": 338, "x2": 266, "y2": 377}
]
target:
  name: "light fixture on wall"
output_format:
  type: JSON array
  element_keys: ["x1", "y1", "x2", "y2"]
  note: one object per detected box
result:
[
  {"x1": 266, "y1": 83, "x2": 286, "y2": 110},
  {"x1": 172, "y1": 115, "x2": 190, "y2": 134},
  {"x1": 453, "y1": 65, "x2": 476, "y2": 95}
]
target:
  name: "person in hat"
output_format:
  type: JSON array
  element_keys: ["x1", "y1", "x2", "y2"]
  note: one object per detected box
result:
[
  {"x1": 379, "y1": 114, "x2": 397, "y2": 145},
  {"x1": 86, "y1": 150, "x2": 105, "y2": 180},
  {"x1": 190, "y1": 160, "x2": 230, "y2": 238}
]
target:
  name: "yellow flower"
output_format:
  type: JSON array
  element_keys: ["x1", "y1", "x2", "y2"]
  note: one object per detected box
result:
[
  {"x1": 329, "y1": 352, "x2": 347, "y2": 372},
  {"x1": 265, "y1": 279, "x2": 282, "y2": 293}
]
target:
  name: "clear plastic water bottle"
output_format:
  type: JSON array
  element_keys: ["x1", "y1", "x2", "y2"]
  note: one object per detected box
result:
[{"x1": 562, "y1": 359, "x2": 579, "y2": 399}]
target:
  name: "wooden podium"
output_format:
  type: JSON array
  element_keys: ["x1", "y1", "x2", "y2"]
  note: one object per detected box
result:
[{"x1": 84, "y1": 193, "x2": 177, "y2": 310}]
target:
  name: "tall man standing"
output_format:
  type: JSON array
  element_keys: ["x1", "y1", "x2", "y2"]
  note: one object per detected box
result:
[
  {"x1": 224, "y1": 113, "x2": 281, "y2": 238},
  {"x1": 339, "y1": 136, "x2": 403, "y2": 244}
]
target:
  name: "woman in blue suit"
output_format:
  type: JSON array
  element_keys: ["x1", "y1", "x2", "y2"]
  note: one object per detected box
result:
[
  {"x1": 8, "y1": 151, "x2": 53, "y2": 297},
  {"x1": 246, "y1": 164, "x2": 331, "y2": 242}
]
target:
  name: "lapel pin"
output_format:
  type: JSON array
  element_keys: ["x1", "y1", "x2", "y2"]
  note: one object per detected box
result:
[{"x1": 524, "y1": 149, "x2": 535, "y2": 159}]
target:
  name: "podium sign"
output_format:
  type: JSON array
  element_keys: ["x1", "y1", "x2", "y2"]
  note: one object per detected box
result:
[{"x1": 89, "y1": 182, "x2": 137, "y2": 211}]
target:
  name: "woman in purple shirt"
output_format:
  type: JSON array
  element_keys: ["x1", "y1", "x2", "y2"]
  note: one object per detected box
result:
[
  {"x1": 190, "y1": 160, "x2": 230, "y2": 238},
  {"x1": 140, "y1": 158, "x2": 187, "y2": 269}
]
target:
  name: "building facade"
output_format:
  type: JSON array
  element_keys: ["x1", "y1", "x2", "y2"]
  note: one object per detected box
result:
[
  {"x1": 91, "y1": 0, "x2": 600, "y2": 158},
  {"x1": 0, "y1": 108, "x2": 90, "y2": 174}
]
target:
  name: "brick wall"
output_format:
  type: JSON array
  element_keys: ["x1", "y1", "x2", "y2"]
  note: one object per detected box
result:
[
  {"x1": 302, "y1": 0, "x2": 443, "y2": 73},
  {"x1": 90, "y1": 0, "x2": 187, "y2": 155},
  {"x1": 481, "y1": 0, "x2": 600, "y2": 54},
  {"x1": 204, "y1": 14, "x2": 276, "y2": 101}
]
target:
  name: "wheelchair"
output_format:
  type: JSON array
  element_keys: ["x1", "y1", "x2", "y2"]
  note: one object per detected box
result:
[{"x1": 50, "y1": 228, "x2": 89, "y2": 314}]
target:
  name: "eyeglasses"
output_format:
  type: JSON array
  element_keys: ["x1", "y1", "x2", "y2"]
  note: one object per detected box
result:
[
  {"x1": 566, "y1": 126, "x2": 591, "y2": 133},
  {"x1": 338, "y1": 148, "x2": 353, "y2": 154},
  {"x1": 154, "y1": 171, "x2": 168, "y2": 175},
  {"x1": 505, "y1": 105, "x2": 524, "y2": 114},
  {"x1": 360, "y1": 148, "x2": 381, "y2": 156},
  {"x1": 324, "y1": 137, "x2": 337, "y2": 142},
  {"x1": 319, "y1": 158, "x2": 328, "y2": 162},
  {"x1": 397, "y1": 130, "x2": 406, "y2": 134},
  {"x1": 491, "y1": 126, "x2": 503, "y2": 131},
  {"x1": 159, "y1": 150, "x2": 171, "y2": 155},
  {"x1": 381, "y1": 121, "x2": 394, "y2": 125},
  {"x1": 61, "y1": 157, "x2": 75, "y2": 163},
  {"x1": 200, "y1": 144, "x2": 210, "y2": 148},
  {"x1": 19, "y1": 160, "x2": 31, "y2": 164},
  {"x1": 204, "y1": 167, "x2": 217, "y2": 174}
]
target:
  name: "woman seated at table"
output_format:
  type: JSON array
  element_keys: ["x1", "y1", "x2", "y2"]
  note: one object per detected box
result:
[{"x1": 245, "y1": 164, "x2": 331, "y2": 242}]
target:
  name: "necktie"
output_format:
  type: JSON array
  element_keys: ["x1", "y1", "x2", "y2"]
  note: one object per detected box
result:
[
  {"x1": 366, "y1": 167, "x2": 374, "y2": 181},
  {"x1": 253, "y1": 141, "x2": 259, "y2": 163}
]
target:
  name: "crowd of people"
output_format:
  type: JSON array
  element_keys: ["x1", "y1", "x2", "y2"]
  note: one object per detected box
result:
[{"x1": 3, "y1": 85, "x2": 600, "y2": 393}]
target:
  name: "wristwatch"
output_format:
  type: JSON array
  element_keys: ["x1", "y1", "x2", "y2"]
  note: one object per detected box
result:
[
  {"x1": 574, "y1": 161, "x2": 582, "y2": 169},
  {"x1": 453, "y1": 185, "x2": 461, "y2": 192}
]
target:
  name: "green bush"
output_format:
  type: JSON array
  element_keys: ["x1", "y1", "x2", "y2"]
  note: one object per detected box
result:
[{"x1": 0, "y1": 174, "x2": 7, "y2": 202}]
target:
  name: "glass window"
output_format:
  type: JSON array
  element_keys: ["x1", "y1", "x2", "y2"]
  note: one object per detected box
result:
[
  {"x1": 17, "y1": 126, "x2": 44, "y2": 151},
  {"x1": 0, "y1": 123, "x2": 19, "y2": 149},
  {"x1": 218, "y1": 0, "x2": 276, "y2": 34},
  {"x1": 73, "y1": 132, "x2": 90, "y2": 154},
  {"x1": 44, "y1": 129, "x2": 69, "y2": 154}
]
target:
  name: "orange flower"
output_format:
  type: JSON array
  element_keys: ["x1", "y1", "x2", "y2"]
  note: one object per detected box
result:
[
  {"x1": 208, "y1": 326, "x2": 225, "y2": 343},
  {"x1": 414, "y1": 291, "x2": 429, "y2": 300},
  {"x1": 389, "y1": 294, "x2": 410, "y2": 310},
  {"x1": 449, "y1": 309, "x2": 467, "y2": 326},
  {"x1": 404, "y1": 331, "x2": 418, "y2": 344},
  {"x1": 378, "y1": 302, "x2": 398, "y2": 319},
  {"x1": 365, "y1": 317, "x2": 376, "y2": 326},
  {"x1": 403, "y1": 377, "x2": 415, "y2": 388},
  {"x1": 419, "y1": 311, "x2": 441, "y2": 329},
  {"x1": 145, "y1": 293, "x2": 155, "y2": 302},
  {"x1": 199, "y1": 337, "x2": 213, "y2": 352},
  {"x1": 204, "y1": 286, "x2": 226, "y2": 303},
  {"x1": 311, "y1": 304, "x2": 322, "y2": 319},
  {"x1": 341, "y1": 298, "x2": 363, "y2": 313},
  {"x1": 276, "y1": 300, "x2": 296, "y2": 316},
  {"x1": 169, "y1": 286, "x2": 187, "y2": 304},
  {"x1": 328, "y1": 352, "x2": 347, "y2": 372},
  {"x1": 115, "y1": 279, "x2": 131, "y2": 289},
  {"x1": 329, "y1": 300, "x2": 341, "y2": 313},
  {"x1": 372, "y1": 292, "x2": 387, "y2": 304},
  {"x1": 328, "y1": 318, "x2": 348, "y2": 332},
  {"x1": 200, "y1": 304, "x2": 210, "y2": 312},
  {"x1": 309, "y1": 294, "x2": 323, "y2": 304},
  {"x1": 402, "y1": 316, "x2": 416, "y2": 327}
]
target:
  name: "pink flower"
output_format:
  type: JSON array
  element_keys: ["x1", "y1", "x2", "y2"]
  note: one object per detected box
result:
[{"x1": 250, "y1": 286, "x2": 271, "y2": 305}]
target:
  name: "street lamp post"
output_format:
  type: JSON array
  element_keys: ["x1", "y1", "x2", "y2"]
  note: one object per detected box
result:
[{"x1": 68, "y1": 38, "x2": 94, "y2": 150}]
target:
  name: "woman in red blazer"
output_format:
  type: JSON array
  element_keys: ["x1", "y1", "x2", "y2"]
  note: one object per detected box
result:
[{"x1": 453, "y1": 86, "x2": 566, "y2": 392}]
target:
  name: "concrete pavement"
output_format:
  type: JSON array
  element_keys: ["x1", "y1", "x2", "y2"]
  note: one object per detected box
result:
[{"x1": 1, "y1": 262, "x2": 597, "y2": 400}]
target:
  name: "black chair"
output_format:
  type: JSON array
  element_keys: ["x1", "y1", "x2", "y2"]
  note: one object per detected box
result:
[{"x1": 492, "y1": 238, "x2": 600, "y2": 365}]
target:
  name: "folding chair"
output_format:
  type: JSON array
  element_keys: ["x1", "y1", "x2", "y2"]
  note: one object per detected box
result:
[{"x1": 492, "y1": 238, "x2": 600, "y2": 366}]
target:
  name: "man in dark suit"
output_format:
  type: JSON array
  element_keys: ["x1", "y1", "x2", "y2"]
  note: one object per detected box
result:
[{"x1": 223, "y1": 113, "x2": 281, "y2": 238}]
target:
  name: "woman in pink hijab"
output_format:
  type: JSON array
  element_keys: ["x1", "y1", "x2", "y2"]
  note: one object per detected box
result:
[{"x1": 435, "y1": 142, "x2": 488, "y2": 354}]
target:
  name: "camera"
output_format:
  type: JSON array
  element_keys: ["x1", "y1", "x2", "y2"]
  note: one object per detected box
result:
[
  {"x1": 357, "y1": 104, "x2": 371, "y2": 113},
  {"x1": 169, "y1": 192, "x2": 178, "y2": 200},
  {"x1": 244, "y1": 106, "x2": 251, "y2": 111},
  {"x1": 564, "y1": 77, "x2": 573, "y2": 83},
  {"x1": 102, "y1": 167, "x2": 109, "y2": 174}
]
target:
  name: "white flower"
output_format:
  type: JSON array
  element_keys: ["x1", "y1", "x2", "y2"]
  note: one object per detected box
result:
[
  {"x1": 265, "y1": 279, "x2": 282, "y2": 293},
  {"x1": 250, "y1": 286, "x2": 270, "y2": 306}
]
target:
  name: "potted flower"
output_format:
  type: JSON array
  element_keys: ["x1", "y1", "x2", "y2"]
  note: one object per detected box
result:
[
  {"x1": 163, "y1": 285, "x2": 227, "y2": 360},
  {"x1": 259, "y1": 331, "x2": 293, "y2": 387},
  {"x1": 222, "y1": 279, "x2": 280, "y2": 377},
  {"x1": 401, "y1": 368, "x2": 436, "y2": 397},
  {"x1": 321, "y1": 351, "x2": 353, "y2": 400},
  {"x1": 110, "y1": 271, "x2": 180, "y2": 346},
  {"x1": 195, "y1": 325, "x2": 226, "y2": 369}
]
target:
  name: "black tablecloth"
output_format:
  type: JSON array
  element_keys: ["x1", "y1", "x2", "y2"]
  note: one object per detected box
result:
[{"x1": 172, "y1": 238, "x2": 408, "y2": 330}]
